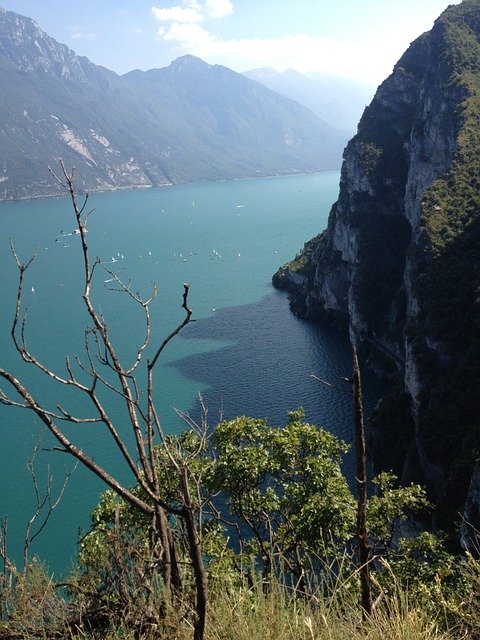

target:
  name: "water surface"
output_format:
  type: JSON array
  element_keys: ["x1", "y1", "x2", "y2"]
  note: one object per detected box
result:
[{"x1": 0, "y1": 172, "x2": 388, "y2": 574}]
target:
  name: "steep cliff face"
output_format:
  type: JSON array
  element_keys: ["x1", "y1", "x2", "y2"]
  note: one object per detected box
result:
[{"x1": 274, "y1": 0, "x2": 480, "y2": 538}]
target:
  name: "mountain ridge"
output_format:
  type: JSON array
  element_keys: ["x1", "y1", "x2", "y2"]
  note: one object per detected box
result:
[
  {"x1": 243, "y1": 66, "x2": 375, "y2": 133},
  {"x1": 0, "y1": 9, "x2": 348, "y2": 200}
]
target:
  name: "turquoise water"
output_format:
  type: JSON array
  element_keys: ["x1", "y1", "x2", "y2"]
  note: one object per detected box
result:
[{"x1": 0, "y1": 172, "x2": 388, "y2": 575}]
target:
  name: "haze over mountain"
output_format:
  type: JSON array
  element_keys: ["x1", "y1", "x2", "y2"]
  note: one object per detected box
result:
[
  {"x1": 244, "y1": 67, "x2": 375, "y2": 133},
  {"x1": 0, "y1": 7, "x2": 348, "y2": 200}
]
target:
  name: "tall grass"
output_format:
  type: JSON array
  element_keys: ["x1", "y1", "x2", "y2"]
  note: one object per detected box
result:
[
  {"x1": 205, "y1": 578, "x2": 451, "y2": 640},
  {"x1": 67, "y1": 581, "x2": 454, "y2": 640},
  {"x1": 1, "y1": 562, "x2": 464, "y2": 640}
]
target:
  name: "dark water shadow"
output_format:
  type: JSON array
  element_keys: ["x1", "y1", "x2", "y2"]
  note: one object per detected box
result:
[{"x1": 172, "y1": 289, "x2": 391, "y2": 483}]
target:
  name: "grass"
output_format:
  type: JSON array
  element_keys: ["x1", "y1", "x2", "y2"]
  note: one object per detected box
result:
[
  {"x1": 59, "y1": 583, "x2": 455, "y2": 640},
  {"x1": 205, "y1": 583, "x2": 451, "y2": 640},
  {"x1": 1, "y1": 560, "x2": 470, "y2": 640}
]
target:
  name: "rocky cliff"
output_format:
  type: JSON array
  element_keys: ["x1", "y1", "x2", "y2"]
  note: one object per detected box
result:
[{"x1": 274, "y1": 0, "x2": 480, "y2": 542}]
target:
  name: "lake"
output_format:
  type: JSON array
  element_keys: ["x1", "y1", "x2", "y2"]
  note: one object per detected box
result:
[{"x1": 0, "y1": 172, "x2": 389, "y2": 575}]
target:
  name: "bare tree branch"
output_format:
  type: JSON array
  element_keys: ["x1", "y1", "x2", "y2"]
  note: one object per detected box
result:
[
  {"x1": 3, "y1": 162, "x2": 208, "y2": 639},
  {"x1": 149, "y1": 283, "x2": 193, "y2": 371},
  {"x1": 0, "y1": 367, "x2": 154, "y2": 517},
  {"x1": 23, "y1": 433, "x2": 78, "y2": 570}
]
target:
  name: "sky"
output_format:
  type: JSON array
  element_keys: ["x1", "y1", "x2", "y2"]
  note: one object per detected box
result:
[{"x1": 1, "y1": 0, "x2": 462, "y2": 86}]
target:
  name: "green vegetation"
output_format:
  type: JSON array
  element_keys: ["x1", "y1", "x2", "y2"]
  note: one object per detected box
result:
[
  {"x1": 357, "y1": 142, "x2": 383, "y2": 176},
  {"x1": 285, "y1": 233, "x2": 324, "y2": 273},
  {"x1": 2, "y1": 411, "x2": 478, "y2": 639}
]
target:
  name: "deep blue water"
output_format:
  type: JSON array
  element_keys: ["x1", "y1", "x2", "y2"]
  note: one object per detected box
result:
[{"x1": 0, "y1": 172, "x2": 389, "y2": 575}]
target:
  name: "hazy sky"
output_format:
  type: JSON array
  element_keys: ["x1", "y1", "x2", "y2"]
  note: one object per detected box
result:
[{"x1": 1, "y1": 0, "x2": 461, "y2": 85}]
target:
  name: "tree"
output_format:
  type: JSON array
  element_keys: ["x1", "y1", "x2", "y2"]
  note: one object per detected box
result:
[
  {"x1": 352, "y1": 345, "x2": 372, "y2": 616},
  {"x1": 0, "y1": 162, "x2": 207, "y2": 640},
  {"x1": 79, "y1": 405, "x2": 435, "y2": 620},
  {"x1": 208, "y1": 409, "x2": 355, "y2": 587}
]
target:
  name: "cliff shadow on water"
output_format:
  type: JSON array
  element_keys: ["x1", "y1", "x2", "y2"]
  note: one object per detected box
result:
[{"x1": 171, "y1": 290, "x2": 391, "y2": 486}]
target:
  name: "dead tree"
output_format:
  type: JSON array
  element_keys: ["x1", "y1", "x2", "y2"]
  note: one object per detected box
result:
[
  {"x1": 23, "y1": 432, "x2": 77, "y2": 572},
  {"x1": 0, "y1": 162, "x2": 208, "y2": 640}
]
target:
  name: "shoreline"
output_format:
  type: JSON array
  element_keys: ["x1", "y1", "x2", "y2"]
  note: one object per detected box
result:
[{"x1": 0, "y1": 168, "x2": 341, "y2": 205}]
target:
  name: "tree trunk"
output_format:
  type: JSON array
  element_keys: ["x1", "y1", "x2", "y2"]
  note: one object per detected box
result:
[
  {"x1": 352, "y1": 346, "x2": 372, "y2": 618},
  {"x1": 179, "y1": 467, "x2": 207, "y2": 640}
]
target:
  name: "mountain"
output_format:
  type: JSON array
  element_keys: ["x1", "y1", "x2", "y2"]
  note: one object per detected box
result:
[
  {"x1": 273, "y1": 0, "x2": 480, "y2": 544},
  {"x1": 0, "y1": 8, "x2": 348, "y2": 200},
  {"x1": 244, "y1": 67, "x2": 375, "y2": 133}
]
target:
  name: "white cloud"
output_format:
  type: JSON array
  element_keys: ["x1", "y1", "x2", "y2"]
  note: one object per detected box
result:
[
  {"x1": 153, "y1": 20, "x2": 336, "y2": 73},
  {"x1": 204, "y1": 35, "x2": 337, "y2": 74},
  {"x1": 160, "y1": 22, "x2": 214, "y2": 50},
  {"x1": 151, "y1": 1, "x2": 396, "y2": 83},
  {"x1": 204, "y1": 0, "x2": 233, "y2": 18},
  {"x1": 184, "y1": 0, "x2": 202, "y2": 10},
  {"x1": 151, "y1": 3, "x2": 360, "y2": 78},
  {"x1": 151, "y1": 0, "x2": 232, "y2": 26},
  {"x1": 70, "y1": 28, "x2": 96, "y2": 41},
  {"x1": 151, "y1": 5, "x2": 203, "y2": 24},
  {"x1": 154, "y1": 16, "x2": 402, "y2": 83}
]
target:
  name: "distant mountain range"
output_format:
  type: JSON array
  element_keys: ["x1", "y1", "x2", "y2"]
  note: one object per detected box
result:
[
  {"x1": 244, "y1": 67, "x2": 375, "y2": 133},
  {"x1": 0, "y1": 7, "x2": 349, "y2": 200}
]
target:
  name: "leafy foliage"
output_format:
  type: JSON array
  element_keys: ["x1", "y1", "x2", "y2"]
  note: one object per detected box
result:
[
  {"x1": 357, "y1": 141, "x2": 383, "y2": 175},
  {"x1": 75, "y1": 412, "x2": 437, "y2": 597},
  {"x1": 209, "y1": 410, "x2": 355, "y2": 573},
  {"x1": 367, "y1": 472, "x2": 430, "y2": 551}
]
